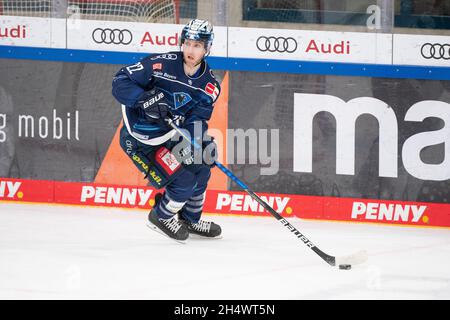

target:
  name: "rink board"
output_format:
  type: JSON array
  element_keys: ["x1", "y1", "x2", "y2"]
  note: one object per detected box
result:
[
  {"x1": 0, "y1": 178, "x2": 449, "y2": 228},
  {"x1": 1, "y1": 18, "x2": 450, "y2": 229},
  {"x1": 3, "y1": 16, "x2": 449, "y2": 67}
]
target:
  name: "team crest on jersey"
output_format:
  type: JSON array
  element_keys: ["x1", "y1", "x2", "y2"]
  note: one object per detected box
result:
[
  {"x1": 173, "y1": 92, "x2": 192, "y2": 109},
  {"x1": 152, "y1": 63, "x2": 162, "y2": 70},
  {"x1": 205, "y1": 82, "x2": 219, "y2": 100}
]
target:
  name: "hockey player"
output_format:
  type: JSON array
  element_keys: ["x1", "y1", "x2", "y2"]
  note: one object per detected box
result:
[{"x1": 111, "y1": 19, "x2": 222, "y2": 242}]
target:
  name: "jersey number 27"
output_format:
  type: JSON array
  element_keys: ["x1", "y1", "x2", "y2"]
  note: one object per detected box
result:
[{"x1": 126, "y1": 62, "x2": 144, "y2": 74}]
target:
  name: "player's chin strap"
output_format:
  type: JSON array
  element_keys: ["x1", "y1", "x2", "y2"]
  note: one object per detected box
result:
[{"x1": 164, "y1": 117, "x2": 368, "y2": 268}]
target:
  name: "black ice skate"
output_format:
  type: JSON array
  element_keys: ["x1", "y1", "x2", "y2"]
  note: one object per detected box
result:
[
  {"x1": 148, "y1": 209, "x2": 189, "y2": 243},
  {"x1": 179, "y1": 215, "x2": 222, "y2": 238}
]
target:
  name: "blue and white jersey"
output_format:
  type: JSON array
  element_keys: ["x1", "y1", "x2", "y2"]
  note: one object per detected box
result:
[{"x1": 112, "y1": 51, "x2": 221, "y2": 145}]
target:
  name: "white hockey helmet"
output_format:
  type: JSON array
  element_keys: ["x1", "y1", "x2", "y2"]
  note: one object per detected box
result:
[{"x1": 180, "y1": 19, "x2": 214, "y2": 52}]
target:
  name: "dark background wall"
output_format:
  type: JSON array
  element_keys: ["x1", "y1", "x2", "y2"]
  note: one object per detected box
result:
[
  {"x1": 0, "y1": 60, "x2": 121, "y2": 182},
  {"x1": 227, "y1": 72, "x2": 450, "y2": 203}
]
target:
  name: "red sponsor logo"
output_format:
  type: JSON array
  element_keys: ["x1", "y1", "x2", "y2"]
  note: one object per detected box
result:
[
  {"x1": 155, "y1": 147, "x2": 181, "y2": 174},
  {"x1": 2, "y1": 178, "x2": 449, "y2": 228},
  {"x1": 0, "y1": 178, "x2": 53, "y2": 203},
  {"x1": 0, "y1": 25, "x2": 27, "y2": 39},
  {"x1": 153, "y1": 63, "x2": 162, "y2": 70},
  {"x1": 205, "y1": 82, "x2": 219, "y2": 100},
  {"x1": 140, "y1": 32, "x2": 179, "y2": 46},
  {"x1": 305, "y1": 40, "x2": 350, "y2": 55}
]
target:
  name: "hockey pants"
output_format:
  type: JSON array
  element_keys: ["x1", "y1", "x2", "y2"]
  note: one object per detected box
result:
[{"x1": 119, "y1": 125, "x2": 211, "y2": 223}]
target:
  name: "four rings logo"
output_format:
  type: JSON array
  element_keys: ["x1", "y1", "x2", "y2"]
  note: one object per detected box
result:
[
  {"x1": 256, "y1": 36, "x2": 298, "y2": 53},
  {"x1": 421, "y1": 43, "x2": 450, "y2": 60},
  {"x1": 150, "y1": 53, "x2": 178, "y2": 60},
  {"x1": 92, "y1": 28, "x2": 133, "y2": 45}
]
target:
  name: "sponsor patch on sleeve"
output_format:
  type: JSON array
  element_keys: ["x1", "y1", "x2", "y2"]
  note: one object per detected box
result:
[
  {"x1": 152, "y1": 63, "x2": 163, "y2": 70},
  {"x1": 205, "y1": 82, "x2": 220, "y2": 101}
]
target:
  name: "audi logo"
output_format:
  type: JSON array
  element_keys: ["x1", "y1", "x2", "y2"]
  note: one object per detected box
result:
[
  {"x1": 256, "y1": 36, "x2": 298, "y2": 53},
  {"x1": 421, "y1": 43, "x2": 450, "y2": 60},
  {"x1": 92, "y1": 28, "x2": 133, "y2": 45},
  {"x1": 150, "y1": 53, "x2": 177, "y2": 60}
]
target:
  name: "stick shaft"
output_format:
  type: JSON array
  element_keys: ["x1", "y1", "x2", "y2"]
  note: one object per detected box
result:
[{"x1": 167, "y1": 119, "x2": 336, "y2": 266}]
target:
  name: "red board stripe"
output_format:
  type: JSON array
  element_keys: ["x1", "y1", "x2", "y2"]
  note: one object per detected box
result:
[{"x1": 1, "y1": 178, "x2": 449, "y2": 228}]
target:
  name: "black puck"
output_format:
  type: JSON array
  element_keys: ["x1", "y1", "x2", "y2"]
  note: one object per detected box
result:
[{"x1": 339, "y1": 264, "x2": 352, "y2": 270}]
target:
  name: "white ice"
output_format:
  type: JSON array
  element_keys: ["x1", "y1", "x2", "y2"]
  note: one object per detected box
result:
[{"x1": 0, "y1": 202, "x2": 449, "y2": 300}]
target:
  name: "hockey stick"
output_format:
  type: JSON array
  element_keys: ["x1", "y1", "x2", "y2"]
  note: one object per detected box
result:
[{"x1": 166, "y1": 118, "x2": 367, "y2": 268}]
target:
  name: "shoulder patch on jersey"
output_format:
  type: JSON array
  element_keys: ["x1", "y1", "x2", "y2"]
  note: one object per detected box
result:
[
  {"x1": 125, "y1": 61, "x2": 144, "y2": 74},
  {"x1": 173, "y1": 92, "x2": 193, "y2": 109},
  {"x1": 205, "y1": 82, "x2": 220, "y2": 101},
  {"x1": 153, "y1": 63, "x2": 163, "y2": 70}
]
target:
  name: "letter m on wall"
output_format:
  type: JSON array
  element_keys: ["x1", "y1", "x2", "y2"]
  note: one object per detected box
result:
[{"x1": 293, "y1": 94, "x2": 398, "y2": 177}]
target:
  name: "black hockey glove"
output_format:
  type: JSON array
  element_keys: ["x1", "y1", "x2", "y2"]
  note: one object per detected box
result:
[{"x1": 135, "y1": 88, "x2": 171, "y2": 122}]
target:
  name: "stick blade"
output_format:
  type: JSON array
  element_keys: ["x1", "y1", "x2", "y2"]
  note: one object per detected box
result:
[{"x1": 335, "y1": 250, "x2": 368, "y2": 266}]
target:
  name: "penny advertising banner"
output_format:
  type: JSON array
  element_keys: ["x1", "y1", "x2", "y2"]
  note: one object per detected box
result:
[{"x1": 1, "y1": 177, "x2": 450, "y2": 227}]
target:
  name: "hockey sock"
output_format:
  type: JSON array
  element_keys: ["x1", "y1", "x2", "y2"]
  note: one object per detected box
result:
[
  {"x1": 181, "y1": 192, "x2": 206, "y2": 223},
  {"x1": 155, "y1": 192, "x2": 186, "y2": 220}
]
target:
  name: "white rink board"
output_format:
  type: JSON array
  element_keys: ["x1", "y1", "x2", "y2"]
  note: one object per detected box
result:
[
  {"x1": 394, "y1": 34, "x2": 450, "y2": 67},
  {"x1": 67, "y1": 20, "x2": 228, "y2": 57},
  {"x1": 228, "y1": 27, "x2": 392, "y2": 64},
  {"x1": 0, "y1": 202, "x2": 449, "y2": 300},
  {"x1": 2, "y1": 16, "x2": 450, "y2": 69},
  {"x1": 0, "y1": 16, "x2": 66, "y2": 48}
]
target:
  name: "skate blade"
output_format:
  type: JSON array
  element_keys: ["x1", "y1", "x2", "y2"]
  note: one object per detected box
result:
[
  {"x1": 189, "y1": 233, "x2": 223, "y2": 240},
  {"x1": 146, "y1": 223, "x2": 187, "y2": 244}
]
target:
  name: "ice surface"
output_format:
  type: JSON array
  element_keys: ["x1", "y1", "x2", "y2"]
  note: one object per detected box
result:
[{"x1": 0, "y1": 202, "x2": 449, "y2": 299}]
